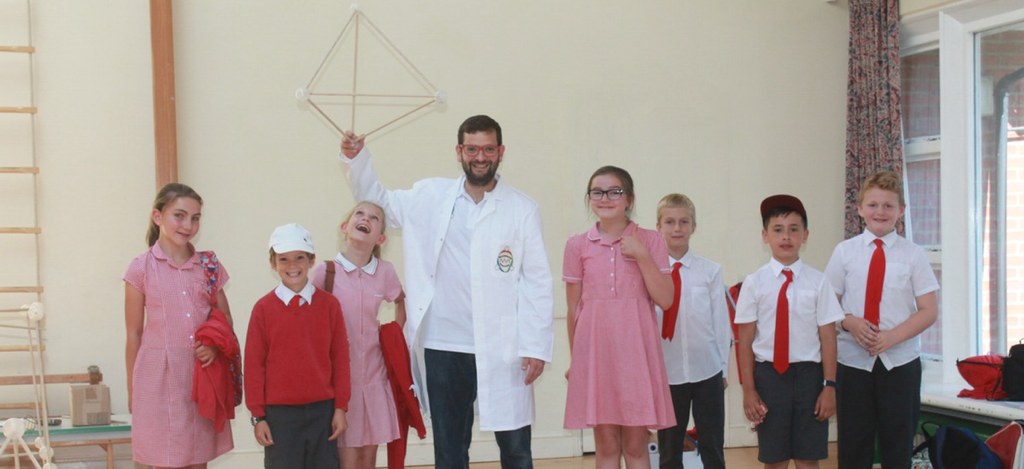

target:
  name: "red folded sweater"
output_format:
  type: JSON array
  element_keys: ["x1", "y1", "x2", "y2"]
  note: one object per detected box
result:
[{"x1": 192, "y1": 307, "x2": 240, "y2": 432}]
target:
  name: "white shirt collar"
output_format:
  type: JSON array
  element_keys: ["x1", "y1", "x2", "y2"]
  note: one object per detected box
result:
[
  {"x1": 274, "y1": 280, "x2": 316, "y2": 306},
  {"x1": 769, "y1": 256, "x2": 803, "y2": 279},
  {"x1": 862, "y1": 229, "x2": 898, "y2": 247},
  {"x1": 670, "y1": 250, "x2": 694, "y2": 268},
  {"x1": 334, "y1": 252, "x2": 378, "y2": 275}
]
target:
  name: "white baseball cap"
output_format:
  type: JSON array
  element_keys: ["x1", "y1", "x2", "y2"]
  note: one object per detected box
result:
[{"x1": 269, "y1": 223, "x2": 315, "y2": 254}]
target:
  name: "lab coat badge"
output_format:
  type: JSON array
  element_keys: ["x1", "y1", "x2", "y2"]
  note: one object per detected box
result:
[{"x1": 496, "y1": 247, "x2": 514, "y2": 273}]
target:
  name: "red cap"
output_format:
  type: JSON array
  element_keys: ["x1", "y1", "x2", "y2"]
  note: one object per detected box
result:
[{"x1": 760, "y1": 194, "x2": 806, "y2": 220}]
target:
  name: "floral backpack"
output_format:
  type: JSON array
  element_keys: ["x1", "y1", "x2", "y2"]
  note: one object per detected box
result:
[{"x1": 199, "y1": 251, "x2": 243, "y2": 407}]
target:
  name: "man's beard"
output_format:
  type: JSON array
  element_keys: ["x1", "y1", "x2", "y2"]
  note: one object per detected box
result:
[{"x1": 462, "y1": 160, "x2": 498, "y2": 187}]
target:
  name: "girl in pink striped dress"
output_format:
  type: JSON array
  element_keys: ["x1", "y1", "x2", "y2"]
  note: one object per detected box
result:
[
  {"x1": 563, "y1": 166, "x2": 676, "y2": 469},
  {"x1": 311, "y1": 201, "x2": 405, "y2": 469},
  {"x1": 124, "y1": 183, "x2": 234, "y2": 469}
]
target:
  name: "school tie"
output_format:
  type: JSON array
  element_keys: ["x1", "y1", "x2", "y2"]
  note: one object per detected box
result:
[
  {"x1": 662, "y1": 261, "x2": 683, "y2": 340},
  {"x1": 864, "y1": 239, "x2": 886, "y2": 327},
  {"x1": 774, "y1": 269, "x2": 794, "y2": 375},
  {"x1": 289, "y1": 295, "x2": 301, "y2": 308}
]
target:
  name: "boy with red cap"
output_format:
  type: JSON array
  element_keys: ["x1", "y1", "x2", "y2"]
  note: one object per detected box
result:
[{"x1": 735, "y1": 195, "x2": 843, "y2": 468}]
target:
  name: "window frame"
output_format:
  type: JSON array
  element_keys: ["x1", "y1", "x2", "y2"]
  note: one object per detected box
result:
[
  {"x1": 904, "y1": 136, "x2": 942, "y2": 361},
  {"x1": 901, "y1": 0, "x2": 1024, "y2": 384}
]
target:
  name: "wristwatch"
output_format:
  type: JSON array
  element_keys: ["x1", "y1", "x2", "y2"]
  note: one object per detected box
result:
[
  {"x1": 824, "y1": 379, "x2": 838, "y2": 389},
  {"x1": 251, "y1": 416, "x2": 265, "y2": 426}
]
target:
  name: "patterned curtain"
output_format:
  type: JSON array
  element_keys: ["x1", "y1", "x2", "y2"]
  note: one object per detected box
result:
[{"x1": 844, "y1": 0, "x2": 904, "y2": 238}]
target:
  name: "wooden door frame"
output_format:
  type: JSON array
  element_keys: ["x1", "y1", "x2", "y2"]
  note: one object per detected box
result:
[{"x1": 150, "y1": 0, "x2": 177, "y2": 188}]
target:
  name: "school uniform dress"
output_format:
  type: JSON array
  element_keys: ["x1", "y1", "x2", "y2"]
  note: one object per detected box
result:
[
  {"x1": 655, "y1": 252, "x2": 730, "y2": 469},
  {"x1": 734, "y1": 258, "x2": 843, "y2": 464},
  {"x1": 311, "y1": 254, "x2": 402, "y2": 448},
  {"x1": 824, "y1": 230, "x2": 940, "y2": 468},
  {"x1": 563, "y1": 222, "x2": 676, "y2": 429},
  {"x1": 123, "y1": 244, "x2": 233, "y2": 467}
]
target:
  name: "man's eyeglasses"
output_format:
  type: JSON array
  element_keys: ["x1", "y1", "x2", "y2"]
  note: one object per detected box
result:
[
  {"x1": 588, "y1": 188, "x2": 626, "y2": 201},
  {"x1": 459, "y1": 145, "x2": 500, "y2": 157}
]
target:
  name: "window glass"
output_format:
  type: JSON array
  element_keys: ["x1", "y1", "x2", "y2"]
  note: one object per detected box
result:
[
  {"x1": 902, "y1": 48, "x2": 943, "y2": 357},
  {"x1": 976, "y1": 22, "x2": 1024, "y2": 354},
  {"x1": 902, "y1": 49, "x2": 940, "y2": 140}
]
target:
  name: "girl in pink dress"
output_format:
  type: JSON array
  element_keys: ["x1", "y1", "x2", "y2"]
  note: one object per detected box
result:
[
  {"x1": 124, "y1": 183, "x2": 234, "y2": 469},
  {"x1": 311, "y1": 201, "x2": 406, "y2": 469},
  {"x1": 563, "y1": 166, "x2": 676, "y2": 469}
]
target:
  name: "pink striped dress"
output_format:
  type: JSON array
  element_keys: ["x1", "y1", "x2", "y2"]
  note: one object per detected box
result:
[
  {"x1": 312, "y1": 255, "x2": 402, "y2": 447},
  {"x1": 124, "y1": 244, "x2": 234, "y2": 466},
  {"x1": 562, "y1": 222, "x2": 676, "y2": 429}
]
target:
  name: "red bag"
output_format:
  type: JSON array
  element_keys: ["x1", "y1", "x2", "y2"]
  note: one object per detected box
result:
[
  {"x1": 987, "y1": 420, "x2": 1024, "y2": 469},
  {"x1": 957, "y1": 354, "x2": 1008, "y2": 400}
]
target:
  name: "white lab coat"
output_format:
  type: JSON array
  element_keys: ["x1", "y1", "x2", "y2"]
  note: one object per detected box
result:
[{"x1": 342, "y1": 148, "x2": 554, "y2": 431}]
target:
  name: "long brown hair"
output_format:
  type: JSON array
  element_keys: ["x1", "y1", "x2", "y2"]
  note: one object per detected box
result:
[{"x1": 146, "y1": 183, "x2": 203, "y2": 247}]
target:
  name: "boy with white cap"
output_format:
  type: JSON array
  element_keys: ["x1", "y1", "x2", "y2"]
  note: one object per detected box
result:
[{"x1": 244, "y1": 223, "x2": 351, "y2": 468}]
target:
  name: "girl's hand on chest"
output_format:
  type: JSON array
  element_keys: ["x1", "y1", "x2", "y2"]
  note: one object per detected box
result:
[{"x1": 619, "y1": 235, "x2": 649, "y2": 262}]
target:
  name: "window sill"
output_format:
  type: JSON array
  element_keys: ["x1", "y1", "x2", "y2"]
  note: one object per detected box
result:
[{"x1": 920, "y1": 382, "x2": 1024, "y2": 426}]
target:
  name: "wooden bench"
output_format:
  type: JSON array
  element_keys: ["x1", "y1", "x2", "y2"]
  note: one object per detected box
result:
[
  {"x1": 41, "y1": 416, "x2": 132, "y2": 469},
  {"x1": 0, "y1": 366, "x2": 130, "y2": 469}
]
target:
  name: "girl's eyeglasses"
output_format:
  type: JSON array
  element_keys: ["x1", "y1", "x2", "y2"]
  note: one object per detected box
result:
[{"x1": 588, "y1": 188, "x2": 626, "y2": 201}]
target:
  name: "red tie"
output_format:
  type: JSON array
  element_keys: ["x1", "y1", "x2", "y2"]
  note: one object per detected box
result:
[
  {"x1": 289, "y1": 295, "x2": 301, "y2": 308},
  {"x1": 864, "y1": 239, "x2": 885, "y2": 326},
  {"x1": 662, "y1": 262, "x2": 683, "y2": 340},
  {"x1": 774, "y1": 269, "x2": 794, "y2": 375}
]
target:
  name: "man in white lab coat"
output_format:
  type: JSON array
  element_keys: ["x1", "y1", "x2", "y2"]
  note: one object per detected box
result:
[{"x1": 338, "y1": 115, "x2": 554, "y2": 469}]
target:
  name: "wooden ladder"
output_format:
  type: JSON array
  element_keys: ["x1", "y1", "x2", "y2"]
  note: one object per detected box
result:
[
  {"x1": 0, "y1": 5, "x2": 43, "y2": 300},
  {"x1": 0, "y1": 3, "x2": 55, "y2": 468}
]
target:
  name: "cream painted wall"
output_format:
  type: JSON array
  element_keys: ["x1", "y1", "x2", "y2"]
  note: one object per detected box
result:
[
  {"x1": 1, "y1": 0, "x2": 155, "y2": 441},
  {"x1": 902, "y1": 0, "x2": 964, "y2": 16},
  {"x1": 2, "y1": 0, "x2": 849, "y2": 466}
]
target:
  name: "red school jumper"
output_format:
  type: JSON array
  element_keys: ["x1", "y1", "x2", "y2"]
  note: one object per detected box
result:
[{"x1": 244, "y1": 287, "x2": 351, "y2": 417}]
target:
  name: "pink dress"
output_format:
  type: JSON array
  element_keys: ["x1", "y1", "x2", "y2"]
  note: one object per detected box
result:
[
  {"x1": 562, "y1": 222, "x2": 676, "y2": 429},
  {"x1": 123, "y1": 244, "x2": 233, "y2": 466},
  {"x1": 312, "y1": 255, "x2": 402, "y2": 447}
]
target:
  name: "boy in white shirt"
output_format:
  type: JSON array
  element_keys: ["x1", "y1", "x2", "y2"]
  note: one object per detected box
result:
[
  {"x1": 735, "y1": 195, "x2": 843, "y2": 469},
  {"x1": 824, "y1": 171, "x2": 939, "y2": 468},
  {"x1": 655, "y1": 193, "x2": 729, "y2": 469}
]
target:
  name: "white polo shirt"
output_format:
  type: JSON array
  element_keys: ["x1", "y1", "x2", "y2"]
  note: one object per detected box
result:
[
  {"x1": 734, "y1": 258, "x2": 844, "y2": 364},
  {"x1": 656, "y1": 251, "x2": 731, "y2": 384},
  {"x1": 824, "y1": 230, "x2": 940, "y2": 371}
]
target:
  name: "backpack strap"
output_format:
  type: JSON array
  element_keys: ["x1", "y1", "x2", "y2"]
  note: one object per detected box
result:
[
  {"x1": 198, "y1": 251, "x2": 220, "y2": 306},
  {"x1": 912, "y1": 421, "x2": 939, "y2": 457},
  {"x1": 324, "y1": 260, "x2": 336, "y2": 294}
]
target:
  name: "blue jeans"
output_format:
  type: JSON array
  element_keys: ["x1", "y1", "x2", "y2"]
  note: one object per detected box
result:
[{"x1": 425, "y1": 348, "x2": 534, "y2": 469}]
